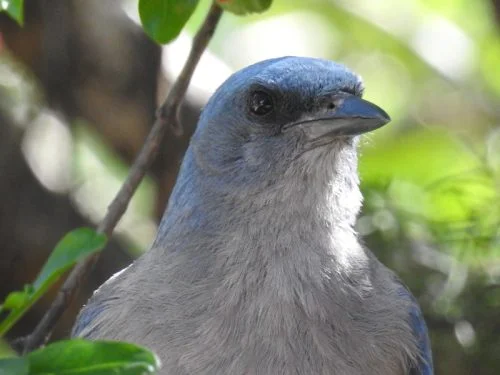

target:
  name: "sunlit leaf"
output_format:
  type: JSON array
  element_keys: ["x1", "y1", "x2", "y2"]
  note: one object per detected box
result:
[
  {"x1": 216, "y1": 0, "x2": 272, "y2": 15},
  {"x1": 1, "y1": 290, "x2": 30, "y2": 311},
  {"x1": 139, "y1": 0, "x2": 199, "y2": 44},
  {"x1": 0, "y1": 0, "x2": 24, "y2": 26}
]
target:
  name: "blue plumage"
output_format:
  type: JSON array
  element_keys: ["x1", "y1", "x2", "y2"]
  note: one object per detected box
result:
[{"x1": 71, "y1": 300, "x2": 104, "y2": 338}]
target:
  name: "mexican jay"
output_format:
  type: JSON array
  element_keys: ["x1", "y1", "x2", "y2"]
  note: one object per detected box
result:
[{"x1": 73, "y1": 56, "x2": 433, "y2": 375}]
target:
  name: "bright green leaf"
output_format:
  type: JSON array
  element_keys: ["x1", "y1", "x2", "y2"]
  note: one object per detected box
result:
[
  {"x1": 33, "y1": 227, "x2": 107, "y2": 291},
  {"x1": 0, "y1": 0, "x2": 24, "y2": 26},
  {"x1": 27, "y1": 339, "x2": 160, "y2": 375},
  {"x1": 1, "y1": 290, "x2": 31, "y2": 311},
  {"x1": 139, "y1": 0, "x2": 199, "y2": 44},
  {"x1": 216, "y1": 0, "x2": 272, "y2": 15},
  {"x1": 0, "y1": 357, "x2": 29, "y2": 375}
]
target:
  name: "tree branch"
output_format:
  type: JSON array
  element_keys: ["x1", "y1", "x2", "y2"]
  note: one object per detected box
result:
[
  {"x1": 22, "y1": 2, "x2": 223, "y2": 354},
  {"x1": 491, "y1": 0, "x2": 500, "y2": 26}
]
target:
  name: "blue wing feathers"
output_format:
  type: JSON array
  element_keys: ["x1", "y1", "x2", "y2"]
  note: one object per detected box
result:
[
  {"x1": 408, "y1": 302, "x2": 433, "y2": 375},
  {"x1": 397, "y1": 284, "x2": 434, "y2": 375},
  {"x1": 71, "y1": 301, "x2": 105, "y2": 337}
]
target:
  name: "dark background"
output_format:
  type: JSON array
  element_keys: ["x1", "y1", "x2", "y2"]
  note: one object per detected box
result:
[{"x1": 1, "y1": 1, "x2": 499, "y2": 373}]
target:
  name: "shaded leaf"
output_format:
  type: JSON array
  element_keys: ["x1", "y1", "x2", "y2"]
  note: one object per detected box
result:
[
  {"x1": 33, "y1": 227, "x2": 107, "y2": 291},
  {"x1": 139, "y1": 0, "x2": 199, "y2": 44},
  {"x1": 0, "y1": 228, "x2": 106, "y2": 337},
  {"x1": 216, "y1": 0, "x2": 272, "y2": 15},
  {"x1": 0, "y1": 0, "x2": 24, "y2": 26}
]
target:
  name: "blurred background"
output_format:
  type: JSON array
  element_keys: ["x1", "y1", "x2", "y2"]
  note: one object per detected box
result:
[{"x1": 0, "y1": 0, "x2": 499, "y2": 373}]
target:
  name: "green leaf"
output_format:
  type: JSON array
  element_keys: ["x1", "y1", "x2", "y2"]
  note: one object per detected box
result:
[
  {"x1": 216, "y1": 0, "x2": 272, "y2": 15},
  {"x1": 0, "y1": 357, "x2": 29, "y2": 375},
  {"x1": 33, "y1": 227, "x2": 106, "y2": 291},
  {"x1": 27, "y1": 339, "x2": 160, "y2": 375},
  {"x1": 2, "y1": 290, "x2": 30, "y2": 311},
  {"x1": 139, "y1": 0, "x2": 199, "y2": 44},
  {"x1": 0, "y1": 0, "x2": 24, "y2": 26},
  {"x1": 0, "y1": 228, "x2": 106, "y2": 337}
]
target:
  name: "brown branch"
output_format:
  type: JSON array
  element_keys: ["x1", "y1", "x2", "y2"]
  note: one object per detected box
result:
[
  {"x1": 491, "y1": 0, "x2": 500, "y2": 26},
  {"x1": 22, "y1": 2, "x2": 223, "y2": 354}
]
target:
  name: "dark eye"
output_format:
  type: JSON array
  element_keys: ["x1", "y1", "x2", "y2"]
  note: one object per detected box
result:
[{"x1": 249, "y1": 90, "x2": 274, "y2": 116}]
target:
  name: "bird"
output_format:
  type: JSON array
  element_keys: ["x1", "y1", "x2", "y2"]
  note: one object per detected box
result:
[{"x1": 72, "y1": 56, "x2": 433, "y2": 375}]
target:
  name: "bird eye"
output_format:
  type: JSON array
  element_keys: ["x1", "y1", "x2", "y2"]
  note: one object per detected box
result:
[{"x1": 249, "y1": 90, "x2": 274, "y2": 116}]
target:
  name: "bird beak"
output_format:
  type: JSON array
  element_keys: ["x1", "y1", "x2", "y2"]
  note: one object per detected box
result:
[{"x1": 283, "y1": 94, "x2": 391, "y2": 140}]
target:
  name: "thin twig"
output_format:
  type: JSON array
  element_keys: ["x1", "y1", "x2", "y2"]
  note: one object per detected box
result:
[{"x1": 22, "y1": 2, "x2": 223, "y2": 354}]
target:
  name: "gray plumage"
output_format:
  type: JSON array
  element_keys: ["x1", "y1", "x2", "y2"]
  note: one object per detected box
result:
[{"x1": 73, "y1": 56, "x2": 433, "y2": 375}]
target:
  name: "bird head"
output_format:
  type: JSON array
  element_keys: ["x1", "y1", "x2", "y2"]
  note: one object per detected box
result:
[
  {"x1": 171, "y1": 57, "x2": 389, "y2": 207},
  {"x1": 190, "y1": 57, "x2": 389, "y2": 188}
]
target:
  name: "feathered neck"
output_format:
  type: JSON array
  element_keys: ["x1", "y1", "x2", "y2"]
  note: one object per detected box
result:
[{"x1": 153, "y1": 140, "x2": 368, "y2": 285}]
